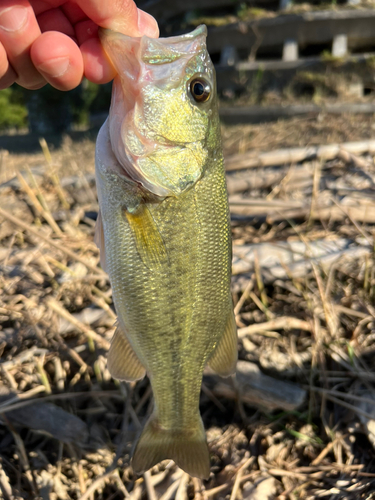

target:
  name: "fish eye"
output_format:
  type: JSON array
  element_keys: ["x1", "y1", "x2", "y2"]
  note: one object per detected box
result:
[{"x1": 190, "y1": 78, "x2": 211, "y2": 103}]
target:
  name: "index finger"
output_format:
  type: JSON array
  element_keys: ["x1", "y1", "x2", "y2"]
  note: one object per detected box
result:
[
  {"x1": 0, "y1": 0, "x2": 46, "y2": 89},
  {"x1": 74, "y1": 0, "x2": 159, "y2": 38}
]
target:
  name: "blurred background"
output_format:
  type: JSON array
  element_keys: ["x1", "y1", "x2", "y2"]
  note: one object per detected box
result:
[
  {"x1": 2, "y1": 0, "x2": 375, "y2": 137},
  {"x1": 1, "y1": 1, "x2": 375, "y2": 499}
]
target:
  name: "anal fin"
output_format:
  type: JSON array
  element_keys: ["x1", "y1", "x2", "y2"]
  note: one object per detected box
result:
[
  {"x1": 208, "y1": 306, "x2": 238, "y2": 377},
  {"x1": 108, "y1": 325, "x2": 146, "y2": 382},
  {"x1": 124, "y1": 204, "x2": 167, "y2": 269}
]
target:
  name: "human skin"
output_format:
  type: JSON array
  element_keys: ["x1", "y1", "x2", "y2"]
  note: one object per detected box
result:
[{"x1": 0, "y1": 0, "x2": 159, "y2": 91}]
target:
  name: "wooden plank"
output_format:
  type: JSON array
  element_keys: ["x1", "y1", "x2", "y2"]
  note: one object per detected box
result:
[
  {"x1": 332, "y1": 33, "x2": 348, "y2": 57},
  {"x1": 282, "y1": 39, "x2": 298, "y2": 61},
  {"x1": 215, "y1": 52, "x2": 375, "y2": 93},
  {"x1": 231, "y1": 240, "x2": 372, "y2": 281},
  {"x1": 279, "y1": 0, "x2": 293, "y2": 10},
  {"x1": 138, "y1": 0, "x2": 260, "y2": 21},
  {"x1": 219, "y1": 102, "x2": 375, "y2": 124},
  {"x1": 208, "y1": 361, "x2": 307, "y2": 412},
  {"x1": 220, "y1": 45, "x2": 239, "y2": 66},
  {"x1": 224, "y1": 139, "x2": 375, "y2": 170},
  {"x1": 207, "y1": 9, "x2": 375, "y2": 54}
]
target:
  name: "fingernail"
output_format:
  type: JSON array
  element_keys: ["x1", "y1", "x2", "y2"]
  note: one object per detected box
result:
[
  {"x1": 138, "y1": 9, "x2": 159, "y2": 38},
  {"x1": 38, "y1": 57, "x2": 70, "y2": 78},
  {"x1": 0, "y1": 6, "x2": 28, "y2": 32}
]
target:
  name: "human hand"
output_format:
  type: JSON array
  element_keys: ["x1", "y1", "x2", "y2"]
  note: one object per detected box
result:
[{"x1": 0, "y1": 0, "x2": 159, "y2": 91}]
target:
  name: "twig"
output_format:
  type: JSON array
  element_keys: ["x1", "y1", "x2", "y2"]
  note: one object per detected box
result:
[
  {"x1": 311, "y1": 440, "x2": 337, "y2": 466},
  {"x1": 39, "y1": 137, "x2": 70, "y2": 209},
  {"x1": 323, "y1": 394, "x2": 375, "y2": 420},
  {"x1": 248, "y1": 290, "x2": 274, "y2": 318},
  {"x1": 90, "y1": 294, "x2": 117, "y2": 321},
  {"x1": 254, "y1": 251, "x2": 269, "y2": 310},
  {"x1": 16, "y1": 169, "x2": 62, "y2": 235},
  {"x1": 267, "y1": 468, "x2": 308, "y2": 480},
  {"x1": 159, "y1": 474, "x2": 184, "y2": 500},
  {"x1": 8, "y1": 427, "x2": 38, "y2": 497},
  {"x1": 225, "y1": 140, "x2": 375, "y2": 171},
  {"x1": 0, "y1": 386, "x2": 46, "y2": 411},
  {"x1": 0, "y1": 390, "x2": 123, "y2": 413},
  {"x1": 230, "y1": 457, "x2": 254, "y2": 500},
  {"x1": 144, "y1": 471, "x2": 157, "y2": 500},
  {"x1": 201, "y1": 383, "x2": 226, "y2": 412},
  {"x1": 330, "y1": 196, "x2": 373, "y2": 246},
  {"x1": 36, "y1": 356, "x2": 52, "y2": 394},
  {"x1": 111, "y1": 470, "x2": 130, "y2": 498},
  {"x1": 307, "y1": 386, "x2": 375, "y2": 407},
  {"x1": 312, "y1": 263, "x2": 338, "y2": 338},
  {"x1": 334, "y1": 305, "x2": 370, "y2": 320},
  {"x1": 238, "y1": 317, "x2": 311, "y2": 337},
  {"x1": 78, "y1": 469, "x2": 119, "y2": 500},
  {"x1": 176, "y1": 472, "x2": 190, "y2": 500},
  {"x1": 0, "y1": 462, "x2": 14, "y2": 500},
  {"x1": 47, "y1": 298, "x2": 110, "y2": 350},
  {"x1": 134, "y1": 385, "x2": 152, "y2": 415},
  {"x1": 234, "y1": 279, "x2": 254, "y2": 316},
  {"x1": 0, "y1": 207, "x2": 106, "y2": 277}
]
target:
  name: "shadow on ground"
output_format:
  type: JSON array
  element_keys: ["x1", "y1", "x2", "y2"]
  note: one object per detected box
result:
[{"x1": 0, "y1": 128, "x2": 101, "y2": 154}]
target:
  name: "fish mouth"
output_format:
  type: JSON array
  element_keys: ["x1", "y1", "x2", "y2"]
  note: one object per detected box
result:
[
  {"x1": 99, "y1": 24, "x2": 207, "y2": 39},
  {"x1": 99, "y1": 24, "x2": 207, "y2": 55},
  {"x1": 99, "y1": 25, "x2": 213, "y2": 198},
  {"x1": 98, "y1": 25, "x2": 209, "y2": 82}
]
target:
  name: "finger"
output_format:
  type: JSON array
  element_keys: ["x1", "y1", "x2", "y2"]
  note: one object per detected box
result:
[
  {"x1": 30, "y1": 31, "x2": 83, "y2": 90},
  {"x1": 80, "y1": 37, "x2": 116, "y2": 84},
  {"x1": 29, "y1": 0, "x2": 65, "y2": 16},
  {"x1": 137, "y1": 9, "x2": 159, "y2": 38},
  {"x1": 37, "y1": 7, "x2": 75, "y2": 37},
  {"x1": 75, "y1": 19, "x2": 116, "y2": 83},
  {"x1": 0, "y1": 41, "x2": 17, "y2": 89},
  {"x1": 75, "y1": 19, "x2": 98, "y2": 46},
  {"x1": 74, "y1": 0, "x2": 159, "y2": 38},
  {"x1": 61, "y1": 2, "x2": 86, "y2": 24},
  {"x1": 0, "y1": 0, "x2": 45, "y2": 89}
]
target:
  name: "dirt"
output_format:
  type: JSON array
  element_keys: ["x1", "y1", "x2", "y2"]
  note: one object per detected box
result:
[
  {"x1": 0, "y1": 114, "x2": 375, "y2": 499},
  {"x1": 1, "y1": 112, "x2": 375, "y2": 184}
]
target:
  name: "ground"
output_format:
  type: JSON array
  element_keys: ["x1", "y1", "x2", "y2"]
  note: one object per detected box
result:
[{"x1": 1, "y1": 113, "x2": 375, "y2": 499}]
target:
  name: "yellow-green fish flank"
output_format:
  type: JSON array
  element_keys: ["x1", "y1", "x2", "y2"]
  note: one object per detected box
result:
[{"x1": 95, "y1": 25, "x2": 237, "y2": 479}]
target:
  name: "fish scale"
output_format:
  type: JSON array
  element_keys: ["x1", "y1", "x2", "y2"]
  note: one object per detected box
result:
[{"x1": 95, "y1": 25, "x2": 237, "y2": 479}]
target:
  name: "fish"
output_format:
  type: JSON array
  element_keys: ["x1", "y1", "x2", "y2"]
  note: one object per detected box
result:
[{"x1": 94, "y1": 25, "x2": 237, "y2": 480}]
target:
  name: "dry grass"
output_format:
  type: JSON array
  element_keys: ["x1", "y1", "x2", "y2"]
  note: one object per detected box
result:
[{"x1": 1, "y1": 120, "x2": 375, "y2": 499}]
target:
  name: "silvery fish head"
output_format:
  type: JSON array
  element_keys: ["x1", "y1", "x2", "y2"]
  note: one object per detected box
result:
[{"x1": 99, "y1": 26, "x2": 217, "y2": 197}]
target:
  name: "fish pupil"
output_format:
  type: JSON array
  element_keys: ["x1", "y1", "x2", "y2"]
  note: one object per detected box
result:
[{"x1": 194, "y1": 82, "x2": 204, "y2": 96}]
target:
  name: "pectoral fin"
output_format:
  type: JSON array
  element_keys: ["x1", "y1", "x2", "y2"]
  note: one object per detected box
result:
[
  {"x1": 124, "y1": 204, "x2": 168, "y2": 269},
  {"x1": 108, "y1": 325, "x2": 146, "y2": 382},
  {"x1": 208, "y1": 307, "x2": 238, "y2": 377},
  {"x1": 94, "y1": 209, "x2": 107, "y2": 272}
]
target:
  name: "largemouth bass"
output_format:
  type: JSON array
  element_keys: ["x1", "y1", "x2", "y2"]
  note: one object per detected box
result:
[{"x1": 95, "y1": 25, "x2": 237, "y2": 479}]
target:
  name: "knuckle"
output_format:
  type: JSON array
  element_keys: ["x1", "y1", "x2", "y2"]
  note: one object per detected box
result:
[
  {"x1": 17, "y1": 77, "x2": 46, "y2": 90},
  {"x1": 0, "y1": 75, "x2": 15, "y2": 89},
  {"x1": 0, "y1": 63, "x2": 16, "y2": 89}
]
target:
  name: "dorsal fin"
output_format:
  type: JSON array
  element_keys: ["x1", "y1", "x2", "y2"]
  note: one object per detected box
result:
[{"x1": 94, "y1": 209, "x2": 107, "y2": 272}]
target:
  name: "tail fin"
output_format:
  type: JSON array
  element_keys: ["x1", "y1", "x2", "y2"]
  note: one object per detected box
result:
[{"x1": 132, "y1": 414, "x2": 210, "y2": 479}]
